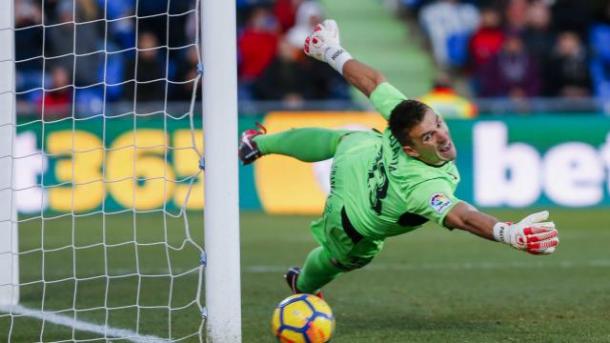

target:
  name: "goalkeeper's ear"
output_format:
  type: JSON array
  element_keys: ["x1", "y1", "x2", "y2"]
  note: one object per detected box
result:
[{"x1": 402, "y1": 144, "x2": 419, "y2": 159}]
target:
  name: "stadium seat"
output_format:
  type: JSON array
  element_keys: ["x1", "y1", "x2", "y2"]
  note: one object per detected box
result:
[
  {"x1": 102, "y1": 45, "x2": 126, "y2": 101},
  {"x1": 590, "y1": 24, "x2": 610, "y2": 99},
  {"x1": 590, "y1": 24, "x2": 610, "y2": 61},
  {"x1": 446, "y1": 32, "x2": 471, "y2": 68}
]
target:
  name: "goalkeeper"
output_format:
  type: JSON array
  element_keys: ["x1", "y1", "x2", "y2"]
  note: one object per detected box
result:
[{"x1": 238, "y1": 20, "x2": 560, "y2": 295}]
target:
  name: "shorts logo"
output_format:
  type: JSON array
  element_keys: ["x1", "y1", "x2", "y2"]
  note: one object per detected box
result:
[{"x1": 430, "y1": 193, "x2": 452, "y2": 213}]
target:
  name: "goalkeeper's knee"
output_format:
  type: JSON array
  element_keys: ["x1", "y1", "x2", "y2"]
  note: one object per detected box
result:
[{"x1": 331, "y1": 256, "x2": 374, "y2": 271}]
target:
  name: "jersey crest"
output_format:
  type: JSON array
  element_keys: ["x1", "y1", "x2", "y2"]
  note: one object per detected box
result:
[{"x1": 429, "y1": 193, "x2": 452, "y2": 214}]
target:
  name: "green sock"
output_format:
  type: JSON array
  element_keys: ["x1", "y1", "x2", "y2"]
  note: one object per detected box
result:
[
  {"x1": 253, "y1": 128, "x2": 350, "y2": 162},
  {"x1": 297, "y1": 247, "x2": 343, "y2": 293}
]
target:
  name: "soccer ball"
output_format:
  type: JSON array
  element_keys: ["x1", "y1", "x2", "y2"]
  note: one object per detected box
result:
[{"x1": 271, "y1": 293, "x2": 335, "y2": 343}]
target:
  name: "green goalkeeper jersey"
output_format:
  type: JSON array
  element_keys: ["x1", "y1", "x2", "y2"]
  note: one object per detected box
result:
[{"x1": 334, "y1": 82, "x2": 461, "y2": 240}]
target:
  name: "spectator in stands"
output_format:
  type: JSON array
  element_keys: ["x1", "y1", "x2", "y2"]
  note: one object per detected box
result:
[
  {"x1": 419, "y1": 73, "x2": 477, "y2": 118},
  {"x1": 185, "y1": 6, "x2": 198, "y2": 45},
  {"x1": 252, "y1": 34, "x2": 348, "y2": 106},
  {"x1": 478, "y1": 34, "x2": 541, "y2": 98},
  {"x1": 102, "y1": 0, "x2": 136, "y2": 50},
  {"x1": 171, "y1": 47, "x2": 200, "y2": 102},
  {"x1": 15, "y1": 0, "x2": 44, "y2": 96},
  {"x1": 238, "y1": 6, "x2": 280, "y2": 99},
  {"x1": 136, "y1": 0, "x2": 169, "y2": 46},
  {"x1": 504, "y1": 0, "x2": 528, "y2": 35},
  {"x1": 419, "y1": 0, "x2": 480, "y2": 68},
  {"x1": 252, "y1": 37, "x2": 309, "y2": 107},
  {"x1": 238, "y1": 7, "x2": 280, "y2": 81},
  {"x1": 274, "y1": 0, "x2": 305, "y2": 33},
  {"x1": 545, "y1": 32, "x2": 591, "y2": 97},
  {"x1": 468, "y1": 6, "x2": 504, "y2": 93},
  {"x1": 47, "y1": 0, "x2": 103, "y2": 88},
  {"x1": 45, "y1": 0, "x2": 107, "y2": 116},
  {"x1": 469, "y1": 7, "x2": 504, "y2": 68},
  {"x1": 285, "y1": 1, "x2": 324, "y2": 47},
  {"x1": 590, "y1": 1, "x2": 610, "y2": 104},
  {"x1": 39, "y1": 66, "x2": 72, "y2": 118},
  {"x1": 523, "y1": 1, "x2": 555, "y2": 68},
  {"x1": 551, "y1": 0, "x2": 591, "y2": 40},
  {"x1": 281, "y1": 2, "x2": 351, "y2": 102},
  {"x1": 124, "y1": 32, "x2": 167, "y2": 112}
]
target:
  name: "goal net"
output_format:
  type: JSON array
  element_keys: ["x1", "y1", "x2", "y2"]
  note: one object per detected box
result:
[{"x1": 0, "y1": 0, "x2": 212, "y2": 341}]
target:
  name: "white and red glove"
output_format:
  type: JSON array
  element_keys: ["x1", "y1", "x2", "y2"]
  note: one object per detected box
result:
[
  {"x1": 304, "y1": 19, "x2": 353, "y2": 74},
  {"x1": 493, "y1": 211, "x2": 559, "y2": 255}
]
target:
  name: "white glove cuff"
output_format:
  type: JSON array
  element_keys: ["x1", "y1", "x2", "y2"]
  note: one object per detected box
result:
[
  {"x1": 323, "y1": 45, "x2": 353, "y2": 75},
  {"x1": 492, "y1": 222, "x2": 510, "y2": 244}
]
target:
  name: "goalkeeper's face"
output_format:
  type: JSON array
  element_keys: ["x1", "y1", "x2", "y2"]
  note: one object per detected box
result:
[{"x1": 404, "y1": 110, "x2": 456, "y2": 165}]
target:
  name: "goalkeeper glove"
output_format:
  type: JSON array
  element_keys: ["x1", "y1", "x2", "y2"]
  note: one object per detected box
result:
[
  {"x1": 304, "y1": 19, "x2": 353, "y2": 74},
  {"x1": 492, "y1": 211, "x2": 559, "y2": 255}
]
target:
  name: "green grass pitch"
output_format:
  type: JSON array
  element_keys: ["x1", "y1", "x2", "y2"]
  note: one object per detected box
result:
[{"x1": 1, "y1": 209, "x2": 609, "y2": 342}]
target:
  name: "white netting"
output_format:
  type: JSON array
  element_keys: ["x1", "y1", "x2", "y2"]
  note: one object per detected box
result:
[{"x1": 1, "y1": 0, "x2": 206, "y2": 341}]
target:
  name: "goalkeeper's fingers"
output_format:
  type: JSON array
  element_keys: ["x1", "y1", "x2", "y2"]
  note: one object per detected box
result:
[
  {"x1": 304, "y1": 33, "x2": 325, "y2": 60},
  {"x1": 322, "y1": 19, "x2": 339, "y2": 38},
  {"x1": 526, "y1": 236, "x2": 559, "y2": 255},
  {"x1": 524, "y1": 226, "x2": 558, "y2": 242},
  {"x1": 314, "y1": 20, "x2": 338, "y2": 34},
  {"x1": 322, "y1": 19, "x2": 338, "y2": 30},
  {"x1": 522, "y1": 222, "x2": 559, "y2": 254},
  {"x1": 519, "y1": 210, "x2": 549, "y2": 225},
  {"x1": 538, "y1": 246, "x2": 557, "y2": 255}
]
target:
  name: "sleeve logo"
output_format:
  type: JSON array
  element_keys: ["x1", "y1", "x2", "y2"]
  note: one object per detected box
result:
[{"x1": 430, "y1": 193, "x2": 452, "y2": 213}]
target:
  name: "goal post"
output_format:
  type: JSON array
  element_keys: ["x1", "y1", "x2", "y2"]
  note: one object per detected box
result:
[
  {"x1": 1, "y1": 0, "x2": 242, "y2": 340},
  {"x1": 201, "y1": 0, "x2": 242, "y2": 341},
  {"x1": 0, "y1": 0, "x2": 19, "y2": 307}
]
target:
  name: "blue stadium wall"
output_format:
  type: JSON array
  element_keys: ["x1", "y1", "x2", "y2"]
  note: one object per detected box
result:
[{"x1": 15, "y1": 113, "x2": 610, "y2": 214}]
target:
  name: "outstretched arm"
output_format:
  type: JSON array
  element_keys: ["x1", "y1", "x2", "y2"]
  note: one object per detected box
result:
[
  {"x1": 444, "y1": 202, "x2": 559, "y2": 255},
  {"x1": 444, "y1": 202, "x2": 497, "y2": 240},
  {"x1": 303, "y1": 19, "x2": 406, "y2": 119},
  {"x1": 342, "y1": 60, "x2": 386, "y2": 98}
]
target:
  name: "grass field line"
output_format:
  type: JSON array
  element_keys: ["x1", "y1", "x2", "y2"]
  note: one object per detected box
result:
[
  {"x1": 0, "y1": 304, "x2": 169, "y2": 343},
  {"x1": 245, "y1": 259, "x2": 610, "y2": 273}
]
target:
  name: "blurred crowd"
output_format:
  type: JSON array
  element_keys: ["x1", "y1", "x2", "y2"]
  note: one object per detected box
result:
[
  {"x1": 405, "y1": 0, "x2": 610, "y2": 101},
  {"x1": 13, "y1": 0, "x2": 610, "y2": 118},
  {"x1": 14, "y1": 0, "x2": 348, "y2": 117},
  {"x1": 15, "y1": 0, "x2": 199, "y2": 117},
  {"x1": 236, "y1": 0, "x2": 350, "y2": 107}
]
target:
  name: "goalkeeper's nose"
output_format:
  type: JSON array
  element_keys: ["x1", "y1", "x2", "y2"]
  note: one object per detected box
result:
[{"x1": 437, "y1": 130, "x2": 450, "y2": 145}]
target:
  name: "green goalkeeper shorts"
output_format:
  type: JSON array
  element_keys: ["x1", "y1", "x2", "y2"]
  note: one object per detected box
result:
[
  {"x1": 310, "y1": 193, "x2": 384, "y2": 271},
  {"x1": 311, "y1": 138, "x2": 383, "y2": 271},
  {"x1": 310, "y1": 131, "x2": 385, "y2": 271}
]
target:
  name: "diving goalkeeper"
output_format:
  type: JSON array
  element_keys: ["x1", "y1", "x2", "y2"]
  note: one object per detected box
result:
[{"x1": 238, "y1": 20, "x2": 560, "y2": 295}]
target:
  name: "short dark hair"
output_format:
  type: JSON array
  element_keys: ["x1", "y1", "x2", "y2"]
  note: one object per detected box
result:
[{"x1": 388, "y1": 99, "x2": 431, "y2": 146}]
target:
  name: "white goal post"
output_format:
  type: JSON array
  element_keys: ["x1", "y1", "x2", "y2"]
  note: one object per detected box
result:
[
  {"x1": 0, "y1": 0, "x2": 242, "y2": 341},
  {"x1": 0, "y1": 0, "x2": 18, "y2": 308},
  {"x1": 201, "y1": 0, "x2": 242, "y2": 342}
]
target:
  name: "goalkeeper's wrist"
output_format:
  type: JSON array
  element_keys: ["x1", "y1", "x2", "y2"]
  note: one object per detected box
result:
[
  {"x1": 492, "y1": 222, "x2": 510, "y2": 244},
  {"x1": 323, "y1": 45, "x2": 353, "y2": 75}
]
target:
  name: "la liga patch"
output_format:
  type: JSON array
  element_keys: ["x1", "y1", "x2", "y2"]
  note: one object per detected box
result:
[{"x1": 430, "y1": 193, "x2": 452, "y2": 213}]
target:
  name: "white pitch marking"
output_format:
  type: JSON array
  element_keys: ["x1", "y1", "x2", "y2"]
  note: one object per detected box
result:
[
  {"x1": 245, "y1": 259, "x2": 610, "y2": 273},
  {"x1": 0, "y1": 304, "x2": 169, "y2": 343}
]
